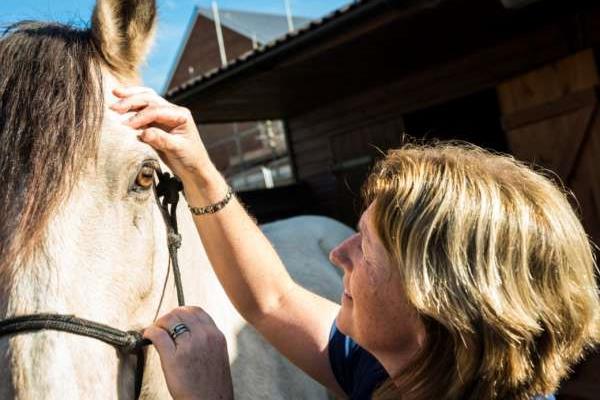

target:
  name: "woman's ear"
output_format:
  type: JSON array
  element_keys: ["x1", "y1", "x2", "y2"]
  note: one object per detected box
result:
[{"x1": 91, "y1": 0, "x2": 157, "y2": 80}]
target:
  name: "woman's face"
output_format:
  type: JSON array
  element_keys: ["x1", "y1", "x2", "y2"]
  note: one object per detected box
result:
[{"x1": 329, "y1": 204, "x2": 424, "y2": 356}]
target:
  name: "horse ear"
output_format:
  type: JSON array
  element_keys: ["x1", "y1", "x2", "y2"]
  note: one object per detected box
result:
[{"x1": 91, "y1": 0, "x2": 157, "y2": 80}]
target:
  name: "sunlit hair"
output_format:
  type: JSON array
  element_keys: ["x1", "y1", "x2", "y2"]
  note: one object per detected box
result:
[{"x1": 363, "y1": 143, "x2": 600, "y2": 400}]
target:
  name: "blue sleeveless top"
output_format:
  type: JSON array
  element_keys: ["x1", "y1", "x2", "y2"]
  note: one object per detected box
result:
[
  {"x1": 328, "y1": 323, "x2": 556, "y2": 400},
  {"x1": 328, "y1": 323, "x2": 389, "y2": 398}
]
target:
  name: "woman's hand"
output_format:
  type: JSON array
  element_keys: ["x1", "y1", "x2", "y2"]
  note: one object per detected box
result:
[
  {"x1": 143, "y1": 306, "x2": 234, "y2": 400},
  {"x1": 111, "y1": 86, "x2": 218, "y2": 186}
]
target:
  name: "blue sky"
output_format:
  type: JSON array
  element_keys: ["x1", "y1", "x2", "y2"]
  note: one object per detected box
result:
[{"x1": 0, "y1": 0, "x2": 350, "y2": 93}]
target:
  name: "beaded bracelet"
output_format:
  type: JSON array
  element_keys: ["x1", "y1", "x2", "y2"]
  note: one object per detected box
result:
[{"x1": 188, "y1": 186, "x2": 234, "y2": 215}]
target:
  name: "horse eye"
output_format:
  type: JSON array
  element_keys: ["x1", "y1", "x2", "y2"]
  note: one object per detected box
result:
[{"x1": 134, "y1": 164, "x2": 156, "y2": 190}]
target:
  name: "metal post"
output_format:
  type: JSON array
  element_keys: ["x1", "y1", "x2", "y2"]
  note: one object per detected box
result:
[
  {"x1": 232, "y1": 122, "x2": 248, "y2": 188},
  {"x1": 283, "y1": 0, "x2": 294, "y2": 32},
  {"x1": 212, "y1": 1, "x2": 228, "y2": 66},
  {"x1": 262, "y1": 166, "x2": 275, "y2": 189}
]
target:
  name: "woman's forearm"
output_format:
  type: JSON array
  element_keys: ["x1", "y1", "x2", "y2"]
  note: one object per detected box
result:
[{"x1": 182, "y1": 169, "x2": 297, "y2": 324}]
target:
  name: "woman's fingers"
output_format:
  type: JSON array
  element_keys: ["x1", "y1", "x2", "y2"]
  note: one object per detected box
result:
[
  {"x1": 127, "y1": 105, "x2": 189, "y2": 131},
  {"x1": 110, "y1": 92, "x2": 166, "y2": 113},
  {"x1": 113, "y1": 86, "x2": 157, "y2": 98},
  {"x1": 143, "y1": 325, "x2": 176, "y2": 358},
  {"x1": 155, "y1": 306, "x2": 212, "y2": 333},
  {"x1": 143, "y1": 307, "x2": 233, "y2": 400},
  {"x1": 155, "y1": 308, "x2": 192, "y2": 333},
  {"x1": 111, "y1": 86, "x2": 169, "y2": 113},
  {"x1": 113, "y1": 86, "x2": 213, "y2": 184},
  {"x1": 138, "y1": 127, "x2": 179, "y2": 152},
  {"x1": 148, "y1": 307, "x2": 221, "y2": 355}
]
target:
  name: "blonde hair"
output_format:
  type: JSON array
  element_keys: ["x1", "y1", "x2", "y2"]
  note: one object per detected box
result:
[{"x1": 363, "y1": 143, "x2": 600, "y2": 400}]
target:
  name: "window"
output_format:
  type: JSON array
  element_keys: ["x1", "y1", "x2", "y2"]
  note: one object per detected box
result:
[{"x1": 201, "y1": 120, "x2": 295, "y2": 191}]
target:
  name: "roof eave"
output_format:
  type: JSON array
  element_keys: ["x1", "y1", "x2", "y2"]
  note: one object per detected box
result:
[
  {"x1": 167, "y1": 0, "x2": 444, "y2": 103},
  {"x1": 160, "y1": 6, "x2": 201, "y2": 95}
]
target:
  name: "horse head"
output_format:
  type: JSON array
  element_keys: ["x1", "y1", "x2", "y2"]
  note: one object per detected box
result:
[{"x1": 0, "y1": 1, "x2": 200, "y2": 398}]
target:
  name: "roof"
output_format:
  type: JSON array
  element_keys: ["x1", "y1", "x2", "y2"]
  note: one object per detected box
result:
[
  {"x1": 166, "y1": 0, "x2": 558, "y2": 101},
  {"x1": 196, "y1": 7, "x2": 312, "y2": 44},
  {"x1": 165, "y1": 0, "x2": 572, "y2": 123},
  {"x1": 162, "y1": 6, "x2": 311, "y2": 94},
  {"x1": 166, "y1": 0, "x2": 393, "y2": 99}
]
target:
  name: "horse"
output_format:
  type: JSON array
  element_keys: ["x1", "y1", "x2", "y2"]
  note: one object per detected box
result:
[{"x1": 0, "y1": 0, "x2": 347, "y2": 398}]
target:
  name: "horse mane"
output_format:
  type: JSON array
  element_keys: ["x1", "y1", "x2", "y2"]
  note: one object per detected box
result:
[{"x1": 0, "y1": 22, "x2": 104, "y2": 279}]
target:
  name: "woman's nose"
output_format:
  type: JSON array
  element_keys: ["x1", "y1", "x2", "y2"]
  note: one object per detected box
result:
[{"x1": 329, "y1": 233, "x2": 359, "y2": 272}]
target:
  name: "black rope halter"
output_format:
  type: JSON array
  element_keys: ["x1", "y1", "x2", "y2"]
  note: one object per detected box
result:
[{"x1": 0, "y1": 170, "x2": 186, "y2": 399}]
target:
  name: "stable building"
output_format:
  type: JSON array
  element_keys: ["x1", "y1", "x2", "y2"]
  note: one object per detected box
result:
[
  {"x1": 166, "y1": 0, "x2": 600, "y2": 395},
  {"x1": 167, "y1": 0, "x2": 600, "y2": 246}
]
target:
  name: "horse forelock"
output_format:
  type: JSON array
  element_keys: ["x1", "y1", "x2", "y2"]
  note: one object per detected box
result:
[{"x1": 0, "y1": 22, "x2": 105, "y2": 280}]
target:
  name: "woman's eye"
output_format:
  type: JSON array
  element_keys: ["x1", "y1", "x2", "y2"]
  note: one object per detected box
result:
[{"x1": 134, "y1": 165, "x2": 156, "y2": 190}]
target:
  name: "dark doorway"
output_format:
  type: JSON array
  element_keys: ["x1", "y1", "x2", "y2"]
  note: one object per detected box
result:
[{"x1": 403, "y1": 89, "x2": 509, "y2": 152}]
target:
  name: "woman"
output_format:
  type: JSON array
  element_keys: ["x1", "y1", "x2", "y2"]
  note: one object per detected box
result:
[{"x1": 111, "y1": 86, "x2": 600, "y2": 399}]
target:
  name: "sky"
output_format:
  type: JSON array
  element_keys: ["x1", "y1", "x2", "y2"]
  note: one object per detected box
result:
[{"x1": 0, "y1": 0, "x2": 351, "y2": 93}]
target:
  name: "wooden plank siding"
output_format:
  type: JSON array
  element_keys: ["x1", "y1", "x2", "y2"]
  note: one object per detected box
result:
[
  {"x1": 497, "y1": 49, "x2": 600, "y2": 399},
  {"x1": 288, "y1": 85, "x2": 507, "y2": 226},
  {"x1": 288, "y1": 89, "x2": 406, "y2": 225},
  {"x1": 498, "y1": 49, "x2": 600, "y2": 246}
]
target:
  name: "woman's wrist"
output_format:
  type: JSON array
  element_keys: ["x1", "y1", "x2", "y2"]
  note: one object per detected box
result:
[{"x1": 182, "y1": 167, "x2": 230, "y2": 209}]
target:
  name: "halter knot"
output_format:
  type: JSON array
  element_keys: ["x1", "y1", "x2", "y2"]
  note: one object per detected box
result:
[
  {"x1": 123, "y1": 330, "x2": 151, "y2": 354},
  {"x1": 168, "y1": 232, "x2": 182, "y2": 249}
]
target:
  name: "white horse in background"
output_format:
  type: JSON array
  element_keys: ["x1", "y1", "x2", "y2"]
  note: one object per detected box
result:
[{"x1": 0, "y1": 0, "x2": 348, "y2": 398}]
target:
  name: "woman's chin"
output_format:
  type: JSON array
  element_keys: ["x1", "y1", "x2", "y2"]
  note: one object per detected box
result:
[{"x1": 335, "y1": 311, "x2": 352, "y2": 337}]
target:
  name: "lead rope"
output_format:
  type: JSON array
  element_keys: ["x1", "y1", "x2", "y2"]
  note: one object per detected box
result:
[
  {"x1": 0, "y1": 314, "x2": 147, "y2": 353},
  {"x1": 0, "y1": 170, "x2": 186, "y2": 399},
  {"x1": 132, "y1": 169, "x2": 186, "y2": 398}
]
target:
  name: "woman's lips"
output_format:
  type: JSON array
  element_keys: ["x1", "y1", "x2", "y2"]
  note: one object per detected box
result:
[{"x1": 342, "y1": 278, "x2": 352, "y2": 301}]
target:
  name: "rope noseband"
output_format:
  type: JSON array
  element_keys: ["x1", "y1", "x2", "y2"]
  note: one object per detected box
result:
[{"x1": 0, "y1": 170, "x2": 185, "y2": 399}]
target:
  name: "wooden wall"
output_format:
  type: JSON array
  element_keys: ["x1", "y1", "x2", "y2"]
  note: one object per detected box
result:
[
  {"x1": 287, "y1": 90, "x2": 405, "y2": 225},
  {"x1": 287, "y1": 86, "x2": 507, "y2": 227},
  {"x1": 497, "y1": 49, "x2": 600, "y2": 252}
]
